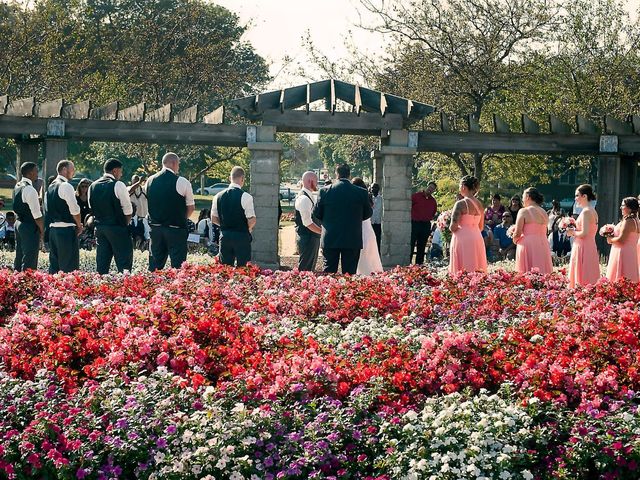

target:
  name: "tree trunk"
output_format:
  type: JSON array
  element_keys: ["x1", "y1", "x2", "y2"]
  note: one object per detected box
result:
[{"x1": 473, "y1": 153, "x2": 483, "y2": 181}]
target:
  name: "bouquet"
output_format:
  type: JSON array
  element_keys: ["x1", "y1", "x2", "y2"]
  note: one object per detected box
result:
[
  {"x1": 599, "y1": 224, "x2": 615, "y2": 238},
  {"x1": 436, "y1": 210, "x2": 452, "y2": 244},
  {"x1": 558, "y1": 217, "x2": 576, "y2": 232},
  {"x1": 506, "y1": 225, "x2": 517, "y2": 239}
]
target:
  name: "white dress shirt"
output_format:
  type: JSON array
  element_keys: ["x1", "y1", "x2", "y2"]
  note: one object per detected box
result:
[
  {"x1": 211, "y1": 183, "x2": 256, "y2": 219},
  {"x1": 130, "y1": 187, "x2": 149, "y2": 217},
  {"x1": 294, "y1": 187, "x2": 317, "y2": 228},
  {"x1": 46, "y1": 175, "x2": 81, "y2": 228},
  {"x1": 144, "y1": 167, "x2": 195, "y2": 206},
  {"x1": 87, "y1": 173, "x2": 134, "y2": 216},
  {"x1": 16, "y1": 178, "x2": 43, "y2": 220},
  {"x1": 371, "y1": 194, "x2": 383, "y2": 224}
]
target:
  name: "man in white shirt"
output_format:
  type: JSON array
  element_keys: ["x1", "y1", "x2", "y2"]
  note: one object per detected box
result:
[
  {"x1": 12, "y1": 162, "x2": 44, "y2": 270},
  {"x1": 211, "y1": 166, "x2": 256, "y2": 267},
  {"x1": 294, "y1": 171, "x2": 322, "y2": 271},
  {"x1": 370, "y1": 183, "x2": 382, "y2": 253},
  {"x1": 44, "y1": 160, "x2": 82, "y2": 273},
  {"x1": 128, "y1": 174, "x2": 150, "y2": 241},
  {"x1": 145, "y1": 152, "x2": 195, "y2": 270},
  {"x1": 88, "y1": 158, "x2": 134, "y2": 274}
]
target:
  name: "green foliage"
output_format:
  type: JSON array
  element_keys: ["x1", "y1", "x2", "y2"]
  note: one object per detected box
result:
[{"x1": 316, "y1": 134, "x2": 377, "y2": 181}]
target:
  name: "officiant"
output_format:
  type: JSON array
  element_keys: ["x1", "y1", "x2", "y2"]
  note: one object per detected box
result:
[{"x1": 294, "y1": 171, "x2": 322, "y2": 271}]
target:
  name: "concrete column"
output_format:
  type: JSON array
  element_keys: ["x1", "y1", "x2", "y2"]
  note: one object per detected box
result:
[
  {"x1": 44, "y1": 138, "x2": 68, "y2": 181},
  {"x1": 619, "y1": 154, "x2": 639, "y2": 199},
  {"x1": 16, "y1": 140, "x2": 40, "y2": 180},
  {"x1": 596, "y1": 155, "x2": 621, "y2": 254},
  {"x1": 380, "y1": 130, "x2": 416, "y2": 268},
  {"x1": 248, "y1": 126, "x2": 282, "y2": 270},
  {"x1": 371, "y1": 150, "x2": 383, "y2": 187}
]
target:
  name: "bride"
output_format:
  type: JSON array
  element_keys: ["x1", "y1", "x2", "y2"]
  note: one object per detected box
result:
[{"x1": 352, "y1": 178, "x2": 383, "y2": 275}]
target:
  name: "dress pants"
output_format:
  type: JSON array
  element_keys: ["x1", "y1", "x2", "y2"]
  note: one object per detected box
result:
[
  {"x1": 96, "y1": 224, "x2": 133, "y2": 274},
  {"x1": 149, "y1": 225, "x2": 188, "y2": 271},
  {"x1": 219, "y1": 231, "x2": 252, "y2": 267},
  {"x1": 411, "y1": 220, "x2": 431, "y2": 264},
  {"x1": 14, "y1": 220, "x2": 40, "y2": 271},
  {"x1": 323, "y1": 247, "x2": 361, "y2": 274},
  {"x1": 372, "y1": 223, "x2": 382, "y2": 253},
  {"x1": 297, "y1": 234, "x2": 320, "y2": 271},
  {"x1": 49, "y1": 226, "x2": 79, "y2": 273}
]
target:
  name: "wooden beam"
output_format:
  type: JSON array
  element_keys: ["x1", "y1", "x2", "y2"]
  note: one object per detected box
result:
[
  {"x1": 334, "y1": 80, "x2": 355, "y2": 105},
  {"x1": 262, "y1": 110, "x2": 404, "y2": 135},
  {"x1": 326, "y1": 79, "x2": 336, "y2": 114},
  {"x1": 281, "y1": 84, "x2": 307, "y2": 110},
  {"x1": 604, "y1": 115, "x2": 633, "y2": 135},
  {"x1": 117, "y1": 102, "x2": 146, "y2": 121},
  {"x1": 417, "y1": 131, "x2": 605, "y2": 155},
  {"x1": 0, "y1": 115, "x2": 247, "y2": 146},
  {"x1": 0, "y1": 95, "x2": 7, "y2": 114},
  {"x1": 145, "y1": 104, "x2": 172, "y2": 122},
  {"x1": 229, "y1": 96, "x2": 257, "y2": 119},
  {"x1": 203, "y1": 106, "x2": 224, "y2": 124},
  {"x1": 256, "y1": 91, "x2": 281, "y2": 113},
  {"x1": 467, "y1": 114, "x2": 480, "y2": 132},
  {"x1": 279, "y1": 89, "x2": 285, "y2": 113},
  {"x1": 549, "y1": 115, "x2": 571, "y2": 134},
  {"x1": 6, "y1": 97, "x2": 35, "y2": 116},
  {"x1": 384, "y1": 93, "x2": 411, "y2": 118},
  {"x1": 62, "y1": 100, "x2": 91, "y2": 119},
  {"x1": 35, "y1": 98, "x2": 64, "y2": 118},
  {"x1": 440, "y1": 112, "x2": 451, "y2": 132},
  {"x1": 632, "y1": 115, "x2": 640, "y2": 134},
  {"x1": 308, "y1": 80, "x2": 330, "y2": 105},
  {"x1": 521, "y1": 114, "x2": 540, "y2": 134},
  {"x1": 493, "y1": 115, "x2": 511, "y2": 133},
  {"x1": 173, "y1": 105, "x2": 198, "y2": 123},
  {"x1": 90, "y1": 101, "x2": 119, "y2": 120},
  {"x1": 576, "y1": 115, "x2": 600, "y2": 134},
  {"x1": 380, "y1": 93, "x2": 387, "y2": 116},
  {"x1": 354, "y1": 85, "x2": 362, "y2": 116}
]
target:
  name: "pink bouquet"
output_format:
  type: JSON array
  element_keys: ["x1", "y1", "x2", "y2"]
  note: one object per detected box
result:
[
  {"x1": 599, "y1": 224, "x2": 615, "y2": 238},
  {"x1": 436, "y1": 210, "x2": 452, "y2": 244},
  {"x1": 558, "y1": 217, "x2": 576, "y2": 232}
]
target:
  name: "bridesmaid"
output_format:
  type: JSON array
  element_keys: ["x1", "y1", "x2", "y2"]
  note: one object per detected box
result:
[
  {"x1": 606, "y1": 197, "x2": 640, "y2": 283},
  {"x1": 448, "y1": 175, "x2": 488, "y2": 274},
  {"x1": 566, "y1": 184, "x2": 600, "y2": 287},
  {"x1": 513, "y1": 187, "x2": 553, "y2": 274}
]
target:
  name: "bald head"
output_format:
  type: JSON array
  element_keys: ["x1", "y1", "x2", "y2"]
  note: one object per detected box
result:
[
  {"x1": 301, "y1": 171, "x2": 318, "y2": 192},
  {"x1": 162, "y1": 152, "x2": 180, "y2": 173}
]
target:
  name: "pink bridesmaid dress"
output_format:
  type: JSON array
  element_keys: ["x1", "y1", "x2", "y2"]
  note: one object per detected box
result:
[
  {"x1": 515, "y1": 223, "x2": 553, "y2": 275},
  {"x1": 449, "y1": 202, "x2": 488, "y2": 274},
  {"x1": 568, "y1": 213, "x2": 600, "y2": 288},
  {"x1": 606, "y1": 220, "x2": 639, "y2": 283}
]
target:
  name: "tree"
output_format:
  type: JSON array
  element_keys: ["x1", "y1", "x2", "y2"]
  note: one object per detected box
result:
[{"x1": 316, "y1": 135, "x2": 377, "y2": 181}]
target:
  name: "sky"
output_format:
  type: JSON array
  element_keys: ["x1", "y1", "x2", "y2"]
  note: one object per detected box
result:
[{"x1": 215, "y1": 0, "x2": 640, "y2": 91}]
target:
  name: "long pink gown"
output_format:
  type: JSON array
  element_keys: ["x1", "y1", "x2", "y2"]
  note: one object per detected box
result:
[
  {"x1": 515, "y1": 223, "x2": 553, "y2": 275},
  {"x1": 568, "y1": 213, "x2": 600, "y2": 288},
  {"x1": 448, "y1": 210, "x2": 488, "y2": 274},
  {"x1": 606, "y1": 220, "x2": 639, "y2": 283}
]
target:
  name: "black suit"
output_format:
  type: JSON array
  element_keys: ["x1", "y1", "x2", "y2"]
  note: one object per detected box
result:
[{"x1": 313, "y1": 178, "x2": 373, "y2": 274}]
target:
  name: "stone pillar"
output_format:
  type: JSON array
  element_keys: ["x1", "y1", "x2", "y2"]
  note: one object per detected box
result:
[
  {"x1": 16, "y1": 140, "x2": 40, "y2": 180},
  {"x1": 371, "y1": 149, "x2": 383, "y2": 187},
  {"x1": 44, "y1": 138, "x2": 68, "y2": 181},
  {"x1": 248, "y1": 126, "x2": 282, "y2": 270},
  {"x1": 380, "y1": 130, "x2": 416, "y2": 268},
  {"x1": 596, "y1": 155, "x2": 621, "y2": 253},
  {"x1": 619, "y1": 154, "x2": 639, "y2": 199}
]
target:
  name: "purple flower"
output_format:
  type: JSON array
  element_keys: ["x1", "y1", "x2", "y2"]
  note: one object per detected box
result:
[
  {"x1": 166, "y1": 424, "x2": 177, "y2": 435},
  {"x1": 264, "y1": 456, "x2": 274, "y2": 467},
  {"x1": 156, "y1": 438, "x2": 168, "y2": 449},
  {"x1": 76, "y1": 468, "x2": 88, "y2": 479},
  {"x1": 115, "y1": 418, "x2": 128, "y2": 429}
]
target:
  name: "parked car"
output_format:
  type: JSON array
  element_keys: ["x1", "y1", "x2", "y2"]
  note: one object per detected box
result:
[
  {"x1": 279, "y1": 186, "x2": 298, "y2": 201},
  {"x1": 0, "y1": 173, "x2": 17, "y2": 189},
  {"x1": 197, "y1": 183, "x2": 229, "y2": 196},
  {"x1": 69, "y1": 175, "x2": 93, "y2": 188}
]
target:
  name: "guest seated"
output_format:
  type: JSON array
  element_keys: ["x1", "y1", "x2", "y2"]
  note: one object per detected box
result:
[
  {"x1": 549, "y1": 216, "x2": 572, "y2": 258},
  {"x1": 493, "y1": 212, "x2": 516, "y2": 260},
  {"x1": 481, "y1": 223, "x2": 494, "y2": 261},
  {"x1": 0, "y1": 211, "x2": 16, "y2": 250},
  {"x1": 485, "y1": 194, "x2": 506, "y2": 230},
  {"x1": 429, "y1": 226, "x2": 443, "y2": 259}
]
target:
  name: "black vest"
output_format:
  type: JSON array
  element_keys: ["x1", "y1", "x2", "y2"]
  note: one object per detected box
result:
[
  {"x1": 45, "y1": 179, "x2": 75, "y2": 225},
  {"x1": 295, "y1": 190, "x2": 320, "y2": 238},
  {"x1": 146, "y1": 170, "x2": 187, "y2": 228},
  {"x1": 89, "y1": 176, "x2": 126, "y2": 226},
  {"x1": 216, "y1": 187, "x2": 248, "y2": 233},
  {"x1": 13, "y1": 181, "x2": 35, "y2": 223}
]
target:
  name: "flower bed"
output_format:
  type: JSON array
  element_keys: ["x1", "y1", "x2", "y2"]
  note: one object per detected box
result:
[{"x1": 1, "y1": 265, "x2": 640, "y2": 479}]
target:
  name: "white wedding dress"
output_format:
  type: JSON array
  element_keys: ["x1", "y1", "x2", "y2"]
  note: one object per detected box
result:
[{"x1": 357, "y1": 218, "x2": 383, "y2": 275}]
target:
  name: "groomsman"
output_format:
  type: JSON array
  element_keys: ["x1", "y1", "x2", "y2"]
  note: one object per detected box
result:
[
  {"x1": 44, "y1": 160, "x2": 82, "y2": 273},
  {"x1": 145, "y1": 152, "x2": 195, "y2": 270},
  {"x1": 12, "y1": 162, "x2": 44, "y2": 271},
  {"x1": 128, "y1": 174, "x2": 150, "y2": 242},
  {"x1": 211, "y1": 166, "x2": 256, "y2": 267},
  {"x1": 88, "y1": 158, "x2": 134, "y2": 274},
  {"x1": 294, "y1": 171, "x2": 322, "y2": 271}
]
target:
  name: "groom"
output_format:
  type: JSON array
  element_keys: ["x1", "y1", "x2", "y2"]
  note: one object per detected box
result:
[{"x1": 313, "y1": 164, "x2": 372, "y2": 274}]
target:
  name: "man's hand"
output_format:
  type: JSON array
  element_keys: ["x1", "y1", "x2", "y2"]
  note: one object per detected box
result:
[{"x1": 76, "y1": 224, "x2": 83, "y2": 237}]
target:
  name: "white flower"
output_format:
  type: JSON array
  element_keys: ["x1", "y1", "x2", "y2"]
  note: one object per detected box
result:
[
  {"x1": 522, "y1": 470, "x2": 534, "y2": 480},
  {"x1": 499, "y1": 471, "x2": 511, "y2": 479}
]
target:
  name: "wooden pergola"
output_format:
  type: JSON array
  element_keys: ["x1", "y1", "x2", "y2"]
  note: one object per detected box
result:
[{"x1": 1, "y1": 79, "x2": 638, "y2": 268}]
